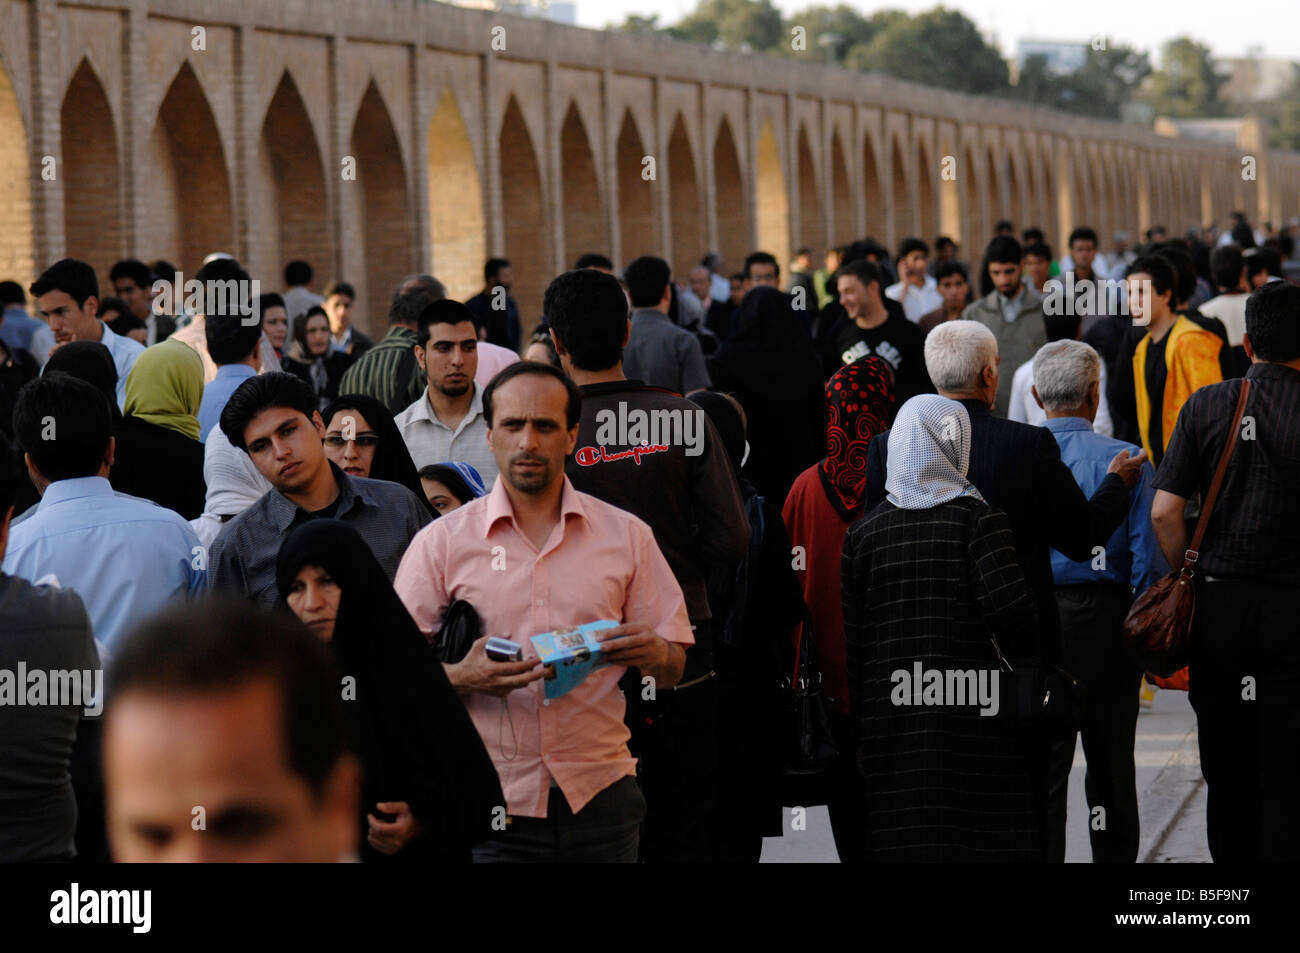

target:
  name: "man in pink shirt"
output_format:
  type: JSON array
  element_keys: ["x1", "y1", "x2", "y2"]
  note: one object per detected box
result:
[{"x1": 395, "y1": 361, "x2": 692, "y2": 862}]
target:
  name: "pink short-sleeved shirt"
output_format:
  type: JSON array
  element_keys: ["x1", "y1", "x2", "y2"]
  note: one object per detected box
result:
[{"x1": 394, "y1": 475, "x2": 692, "y2": 818}]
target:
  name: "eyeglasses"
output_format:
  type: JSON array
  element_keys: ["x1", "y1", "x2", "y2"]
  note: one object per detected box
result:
[{"x1": 324, "y1": 434, "x2": 379, "y2": 448}]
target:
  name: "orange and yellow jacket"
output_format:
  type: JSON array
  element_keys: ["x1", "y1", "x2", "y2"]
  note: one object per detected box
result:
[{"x1": 1132, "y1": 316, "x2": 1224, "y2": 459}]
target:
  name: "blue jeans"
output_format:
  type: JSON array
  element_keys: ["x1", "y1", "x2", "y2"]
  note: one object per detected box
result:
[{"x1": 471, "y1": 776, "x2": 646, "y2": 863}]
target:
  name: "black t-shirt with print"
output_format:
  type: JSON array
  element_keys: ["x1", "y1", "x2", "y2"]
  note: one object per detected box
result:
[{"x1": 824, "y1": 310, "x2": 934, "y2": 402}]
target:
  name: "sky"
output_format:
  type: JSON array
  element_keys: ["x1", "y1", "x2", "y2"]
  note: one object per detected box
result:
[{"x1": 574, "y1": 0, "x2": 1300, "y2": 62}]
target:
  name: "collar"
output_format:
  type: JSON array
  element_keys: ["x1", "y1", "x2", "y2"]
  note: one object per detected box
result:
[
  {"x1": 1246, "y1": 362, "x2": 1300, "y2": 382},
  {"x1": 1043, "y1": 416, "x2": 1093, "y2": 434},
  {"x1": 383, "y1": 325, "x2": 417, "y2": 343},
  {"x1": 406, "y1": 383, "x2": 483, "y2": 426},
  {"x1": 482, "y1": 474, "x2": 589, "y2": 542},
  {"x1": 957, "y1": 397, "x2": 991, "y2": 418},
  {"x1": 215, "y1": 363, "x2": 257, "y2": 381},
  {"x1": 333, "y1": 326, "x2": 353, "y2": 346},
  {"x1": 631, "y1": 308, "x2": 671, "y2": 324},
  {"x1": 264, "y1": 461, "x2": 366, "y2": 533},
  {"x1": 98, "y1": 321, "x2": 123, "y2": 354},
  {"x1": 38, "y1": 476, "x2": 114, "y2": 510}
]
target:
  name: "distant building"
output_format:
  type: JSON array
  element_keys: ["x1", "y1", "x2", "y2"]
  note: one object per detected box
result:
[
  {"x1": 449, "y1": 0, "x2": 576, "y2": 24},
  {"x1": 1016, "y1": 39, "x2": 1088, "y2": 77},
  {"x1": 1217, "y1": 54, "x2": 1297, "y2": 105}
]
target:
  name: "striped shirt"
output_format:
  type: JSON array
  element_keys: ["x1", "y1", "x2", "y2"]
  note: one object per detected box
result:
[{"x1": 337, "y1": 325, "x2": 425, "y2": 415}]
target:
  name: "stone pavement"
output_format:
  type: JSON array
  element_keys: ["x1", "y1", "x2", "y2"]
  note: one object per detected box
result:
[{"x1": 759, "y1": 685, "x2": 1209, "y2": 863}]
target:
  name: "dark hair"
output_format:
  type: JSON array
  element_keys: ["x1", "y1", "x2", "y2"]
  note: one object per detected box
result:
[
  {"x1": 1244, "y1": 280, "x2": 1300, "y2": 362},
  {"x1": 1023, "y1": 242, "x2": 1053, "y2": 262},
  {"x1": 0, "y1": 280, "x2": 25, "y2": 308},
  {"x1": 388, "y1": 276, "x2": 446, "y2": 326},
  {"x1": 543, "y1": 269, "x2": 629, "y2": 372},
  {"x1": 1230, "y1": 222, "x2": 1255, "y2": 249},
  {"x1": 934, "y1": 260, "x2": 969, "y2": 283},
  {"x1": 258, "y1": 292, "x2": 286, "y2": 315},
  {"x1": 96, "y1": 296, "x2": 130, "y2": 320},
  {"x1": 624, "y1": 256, "x2": 672, "y2": 308},
  {"x1": 1022, "y1": 228, "x2": 1045, "y2": 246},
  {"x1": 1245, "y1": 247, "x2": 1282, "y2": 282},
  {"x1": 985, "y1": 236, "x2": 1023, "y2": 265},
  {"x1": 151, "y1": 260, "x2": 177, "y2": 285},
  {"x1": 482, "y1": 361, "x2": 581, "y2": 430},
  {"x1": 292, "y1": 309, "x2": 330, "y2": 355},
  {"x1": 728, "y1": 272, "x2": 744, "y2": 284},
  {"x1": 194, "y1": 258, "x2": 254, "y2": 319},
  {"x1": 323, "y1": 281, "x2": 355, "y2": 300},
  {"x1": 416, "y1": 298, "x2": 477, "y2": 346},
  {"x1": 1044, "y1": 310, "x2": 1082, "y2": 343},
  {"x1": 794, "y1": 246, "x2": 814, "y2": 258},
  {"x1": 206, "y1": 309, "x2": 263, "y2": 366},
  {"x1": 109, "y1": 258, "x2": 152, "y2": 291},
  {"x1": 743, "y1": 251, "x2": 780, "y2": 281},
  {"x1": 417, "y1": 464, "x2": 479, "y2": 505},
  {"x1": 108, "y1": 599, "x2": 351, "y2": 799},
  {"x1": 43, "y1": 341, "x2": 118, "y2": 416},
  {"x1": 220, "y1": 372, "x2": 318, "y2": 451},
  {"x1": 30, "y1": 258, "x2": 98, "y2": 307},
  {"x1": 574, "y1": 253, "x2": 613, "y2": 271},
  {"x1": 1210, "y1": 245, "x2": 1245, "y2": 291},
  {"x1": 934, "y1": 236, "x2": 956, "y2": 253},
  {"x1": 14, "y1": 373, "x2": 113, "y2": 481},
  {"x1": 994, "y1": 219, "x2": 1015, "y2": 234},
  {"x1": 1125, "y1": 255, "x2": 1177, "y2": 299},
  {"x1": 0, "y1": 432, "x2": 15, "y2": 517},
  {"x1": 108, "y1": 312, "x2": 147, "y2": 338},
  {"x1": 484, "y1": 258, "x2": 510, "y2": 284},
  {"x1": 1152, "y1": 243, "x2": 1198, "y2": 306},
  {"x1": 1068, "y1": 227, "x2": 1098, "y2": 248},
  {"x1": 284, "y1": 260, "x2": 313, "y2": 287},
  {"x1": 896, "y1": 237, "x2": 929, "y2": 261},
  {"x1": 836, "y1": 258, "x2": 883, "y2": 290}
]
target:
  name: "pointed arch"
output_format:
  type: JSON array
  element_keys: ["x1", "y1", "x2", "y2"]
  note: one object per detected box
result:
[
  {"x1": 428, "y1": 88, "x2": 485, "y2": 301},
  {"x1": 984, "y1": 145, "x2": 1004, "y2": 231},
  {"x1": 862, "y1": 135, "x2": 882, "y2": 238},
  {"x1": 795, "y1": 123, "x2": 824, "y2": 253},
  {"x1": 560, "y1": 102, "x2": 605, "y2": 271},
  {"x1": 498, "y1": 95, "x2": 548, "y2": 329},
  {"x1": 256, "y1": 71, "x2": 332, "y2": 309},
  {"x1": 916, "y1": 138, "x2": 937, "y2": 242},
  {"x1": 62, "y1": 59, "x2": 122, "y2": 283},
  {"x1": 0, "y1": 56, "x2": 32, "y2": 286},
  {"x1": 829, "y1": 130, "x2": 852, "y2": 245},
  {"x1": 350, "y1": 81, "x2": 413, "y2": 335},
  {"x1": 889, "y1": 136, "x2": 911, "y2": 248},
  {"x1": 962, "y1": 144, "x2": 983, "y2": 253},
  {"x1": 755, "y1": 118, "x2": 789, "y2": 268},
  {"x1": 147, "y1": 61, "x2": 232, "y2": 274},
  {"x1": 667, "y1": 113, "x2": 702, "y2": 281},
  {"x1": 712, "y1": 117, "x2": 748, "y2": 273},
  {"x1": 617, "y1": 110, "x2": 657, "y2": 267}
]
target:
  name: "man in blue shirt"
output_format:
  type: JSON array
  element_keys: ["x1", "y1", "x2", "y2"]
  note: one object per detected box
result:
[
  {"x1": 0, "y1": 281, "x2": 45, "y2": 355},
  {"x1": 1034, "y1": 339, "x2": 1168, "y2": 863},
  {"x1": 3, "y1": 374, "x2": 203, "y2": 656},
  {"x1": 196, "y1": 307, "x2": 261, "y2": 442},
  {"x1": 30, "y1": 259, "x2": 144, "y2": 410}
]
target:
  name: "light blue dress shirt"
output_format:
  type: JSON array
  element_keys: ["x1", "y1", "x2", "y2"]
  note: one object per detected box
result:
[
  {"x1": 1, "y1": 306, "x2": 44, "y2": 353},
  {"x1": 197, "y1": 364, "x2": 258, "y2": 442},
  {"x1": 1044, "y1": 417, "x2": 1168, "y2": 594},
  {"x1": 97, "y1": 323, "x2": 144, "y2": 411},
  {"x1": 2, "y1": 477, "x2": 204, "y2": 654}
]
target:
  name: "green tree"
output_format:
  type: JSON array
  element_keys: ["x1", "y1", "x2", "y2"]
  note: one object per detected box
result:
[
  {"x1": 1141, "y1": 37, "x2": 1227, "y2": 118},
  {"x1": 1016, "y1": 44, "x2": 1152, "y2": 119},
  {"x1": 777, "y1": 4, "x2": 882, "y2": 62},
  {"x1": 1270, "y1": 64, "x2": 1300, "y2": 150},
  {"x1": 675, "y1": 0, "x2": 784, "y2": 50},
  {"x1": 846, "y1": 7, "x2": 1010, "y2": 95}
]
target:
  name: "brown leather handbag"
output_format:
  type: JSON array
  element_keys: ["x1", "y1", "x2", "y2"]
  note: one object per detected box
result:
[{"x1": 1122, "y1": 379, "x2": 1251, "y2": 677}]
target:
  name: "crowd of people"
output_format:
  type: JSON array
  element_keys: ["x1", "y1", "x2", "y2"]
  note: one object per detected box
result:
[{"x1": 0, "y1": 207, "x2": 1297, "y2": 864}]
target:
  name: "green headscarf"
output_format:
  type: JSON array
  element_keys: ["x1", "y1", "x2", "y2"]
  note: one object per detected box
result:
[{"x1": 123, "y1": 338, "x2": 204, "y2": 440}]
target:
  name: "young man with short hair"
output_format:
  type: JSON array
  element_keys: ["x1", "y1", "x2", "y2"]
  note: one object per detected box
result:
[
  {"x1": 1198, "y1": 244, "x2": 1250, "y2": 348},
  {"x1": 917, "y1": 260, "x2": 971, "y2": 336},
  {"x1": 197, "y1": 304, "x2": 263, "y2": 443},
  {"x1": 208, "y1": 373, "x2": 430, "y2": 607},
  {"x1": 885, "y1": 237, "x2": 943, "y2": 322},
  {"x1": 621, "y1": 256, "x2": 711, "y2": 395},
  {"x1": 104, "y1": 600, "x2": 361, "y2": 862},
  {"x1": 395, "y1": 361, "x2": 694, "y2": 863},
  {"x1": 110, "y1": 259, "x2": 174, "y2": 345},
  {"x1": 394, "y1": 298, "x2": 498, "y2": 486},
  {"x1": 742, "y1": 251, "x2": 781, "y2": 290},
  {"x1": 339, "y1": 276, "x2": 445, "y2": 415},
  {"x1": 323, "y1": 280, "x2": 371, "y2": 358},
  {"x1": 282, "y1": 260, "x2": 324, "y2": 324},
  {"x1": 30, "y1": 259, "x2": 144, "y2": 410},
  {"x1": 1022, "y1": 242, "x2": 1053, "y2": 293},
  {"x1": 825, "y1": 258, "x2": 932, "y2": 401},
  {"x1": 961, "y1": 236, "x2": 1048, "y2": 416},
  {"x1": 547, "y1": 268, "x2": 749, "y2": 862},
  {"x1": 465, "y1": 258, "x2": 521, "y2": 352}
]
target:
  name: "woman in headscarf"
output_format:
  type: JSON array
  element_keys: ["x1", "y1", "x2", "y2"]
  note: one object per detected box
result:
[
  {"x1": 780, "y1": 355, "x2": 894, "y2": 862},
  {"x1": 691, "y1": 390, "x2": 804, "y2": 862},
  {"x1": 276, "y1": 520, "x2": 503, "y2": 863},
  {"x1": 322, "y1": 394, "x2": 435, "y2": 517},
  {"x1": 416, "y1": 461, "x2": 486, "y2": 515},
  {"x1": 841, "y1": 395, "x2": 1040, "y2": 861},
  {"x1": 708, "y1": 285, "x2": 826, "y2": 503},
  {"x1": 283, "y1": 307, "x2": 352, "y2": 412},
  {"x1": 112, "y1": 338, "x2": 207, "y2": 519}
]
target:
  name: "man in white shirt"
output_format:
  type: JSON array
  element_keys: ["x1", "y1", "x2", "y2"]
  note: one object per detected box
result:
[
  {"x1": 1008, "y1": 309, "x2": 1113, "y2": 435},
  {"x1": 885, "y1": 237, "x2": 943, "y2": 323},
  {"x1": 31, "y1": 259, "x2": 143, "y2": 410},
  {"x1": 1199, "y1": 245, "x2": 1250, "y2": 347},
  {"x1": 394, "y1": 299, "x2": 499, "y2": 486}
]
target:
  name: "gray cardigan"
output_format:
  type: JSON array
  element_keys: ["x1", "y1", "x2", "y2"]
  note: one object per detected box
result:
[{"x1": 961, "y1": 284, "x2": 1048, "y2": 416}]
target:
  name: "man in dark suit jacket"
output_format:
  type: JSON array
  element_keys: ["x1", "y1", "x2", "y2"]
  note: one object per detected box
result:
[{"x1": 862, "y1": 320, "x2": 1148, "y2": 861}]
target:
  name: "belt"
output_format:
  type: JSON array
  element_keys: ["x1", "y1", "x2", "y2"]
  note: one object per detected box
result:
[{"x1": 668, "y1": 669, "x2": 716, "y2": 692}]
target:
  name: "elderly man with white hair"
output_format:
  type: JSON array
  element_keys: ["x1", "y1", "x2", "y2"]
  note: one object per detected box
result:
[
  {"x1": 1032, "y1": 339, "x2": 1167, "y2": 864},
  {"x1": 863, "y1": 321, "x2": 1148, "y2": 861}
]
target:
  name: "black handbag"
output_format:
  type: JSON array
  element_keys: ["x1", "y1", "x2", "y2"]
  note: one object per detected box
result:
[
  {"x1": 782, "y1": 613, "x2": 839, "y2": 778},
  {"x1": 988, "y1": 634, "x2": 1084, "y2": 734},
  {"x1": 432, "y1": 599, "x2": 481, "y2": 664}
]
